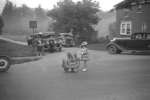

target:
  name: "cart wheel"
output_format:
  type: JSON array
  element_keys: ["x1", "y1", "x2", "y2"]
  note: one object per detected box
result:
[
  {"x1": 62, "y1": 60, "x2": 65, "y2": 68},
  {"x1": 64, "y1": 68, "x2": 69, "y2": 72},
  {"x1": 0, "y1": 56, "x2": 11, "y2": 72}
]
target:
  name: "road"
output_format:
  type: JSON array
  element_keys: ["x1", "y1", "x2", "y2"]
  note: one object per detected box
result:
[{"x1": 0, "y1": 48, "x2": 150, "y2": 100}]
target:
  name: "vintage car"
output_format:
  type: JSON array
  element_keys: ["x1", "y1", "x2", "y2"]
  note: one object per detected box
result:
[
  {"x1": 43, "y1": 38, "x2": 62, "y2": 52},
  {"x1": 0, "y1": 56, "x2": 11, "y2": 72},
  {"x1": 41, "y1": 32, "x2": 62, "y2": 52},
  {"x1": 106, "y1": 33, "x2": 150, "y2": 54},
  {"x1": 26, "y1": 32, "x2": 42, "y2": 46},
  {"x1": 58, "y1": 33, "x2": 75, "y2": 47},
  {"x1": 27, "y1": 32, "x2": 62, "y2": 52}
]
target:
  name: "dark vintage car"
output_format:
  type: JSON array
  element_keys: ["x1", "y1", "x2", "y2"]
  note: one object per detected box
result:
[
  {"x1": 106, "y1": 33, "x2": 150, "y2": 54},
  {"x1": 58, "y1": 33, "x2": 75, "y2": 47},
  {"x1": 27, "y1": 32, "x2": 62, "y2": 52}
]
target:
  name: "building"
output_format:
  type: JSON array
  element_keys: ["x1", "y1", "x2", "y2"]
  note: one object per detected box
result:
[{"x1": 114, "y1": 0, "x2": 150, "y2": 37}]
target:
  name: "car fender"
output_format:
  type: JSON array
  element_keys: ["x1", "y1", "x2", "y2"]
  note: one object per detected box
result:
[{"x1": 106, "y1": 42, "x2": 124, "y2": 51}]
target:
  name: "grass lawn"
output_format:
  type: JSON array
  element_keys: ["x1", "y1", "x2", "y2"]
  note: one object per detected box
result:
[
  {"x1": 88, "y1": 43, "x2": 107, "y2": 51},
  {"x1": 0, "y1": 39, "x2": 36, "y2": 57}
]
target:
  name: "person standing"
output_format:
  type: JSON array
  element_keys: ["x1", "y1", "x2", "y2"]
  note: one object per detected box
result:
[
  {"x1": 78, "y1": 41, "x2": 89, "y2": 72},
  {"x1": 36, "y1": 38, "x2": 44, "y2": 56}
]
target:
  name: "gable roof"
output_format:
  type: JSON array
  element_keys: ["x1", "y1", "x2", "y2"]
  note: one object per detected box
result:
[{"x1": 115, "y1": 0, "x2": 150, "y2": 9}]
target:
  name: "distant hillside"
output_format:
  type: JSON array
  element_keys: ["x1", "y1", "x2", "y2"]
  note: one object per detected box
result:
[
  {"x1": 95, "y1": 10, "x2": 116, "y2": 38},
  {"x1": 2, "y1": 4, "x2": 53, "y2": 35},
  {"x1": 3, "y1": 15, "x2": 53, "y2": 35}
]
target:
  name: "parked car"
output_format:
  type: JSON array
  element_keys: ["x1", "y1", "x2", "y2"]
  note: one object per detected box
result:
[
  {"x1": 42, "y1": 34, "x2": 62, "y2": 52},
  {"x1": 58, "y1": 33, "x2": 75, "y2": 47},
  {"x1": 27, "y1": 32, "x2": 62, "y2": 52},
  {"x1": 0, "y1": 56, "x2": 11, "y2": 72},
  {"x1": 43, "y1": 38, "x2": 62, "y2": 52},
  {"x1": 106, "y1": 33, "x2": 150, "y2": 54}
]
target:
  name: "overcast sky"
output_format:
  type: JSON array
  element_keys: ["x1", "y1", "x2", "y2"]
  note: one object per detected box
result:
[{"x1": 0, "y1": 0, "x2": 123, "y2": 14}]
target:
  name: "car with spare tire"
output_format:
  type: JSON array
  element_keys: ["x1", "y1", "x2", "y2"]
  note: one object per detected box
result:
[{"x1": 106, "y1": 33, "x2": 150, "y2": 54}]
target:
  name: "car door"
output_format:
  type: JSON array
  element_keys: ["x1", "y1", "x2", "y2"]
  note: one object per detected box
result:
[
  {"x1": 126, "y1": 36, "x2": 150, "y2": 50},
  {"x1": 124, "y1": 39, "x2": 138, "y2": 50},
  {"x1": 138, "y1": 40, "x2": 150, "y2": 50},
  {"x1": 116, "y1": 38, "x2": 136, "y2": 50}
]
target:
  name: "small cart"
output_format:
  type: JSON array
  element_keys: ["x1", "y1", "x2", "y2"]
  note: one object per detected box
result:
[{"x1": 62, "y1": 53, "x2": 80, "y2": 72}]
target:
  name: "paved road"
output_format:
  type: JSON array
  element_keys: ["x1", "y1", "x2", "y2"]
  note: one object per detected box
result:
[{"x1": 0, "y1": 48, "x2": 150, "y2": 100}]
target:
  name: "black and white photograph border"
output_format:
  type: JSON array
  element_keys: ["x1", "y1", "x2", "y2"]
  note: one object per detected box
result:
[{"x1": 0, "y1": 0, "x2": 150, "y2": 100}]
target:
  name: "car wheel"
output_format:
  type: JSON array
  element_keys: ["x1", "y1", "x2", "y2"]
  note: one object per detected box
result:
[
  {"x1": 0, "y1": 56, "x2": 11, "y2": 72},
  {"x1": 64, "y1": 68, "x2": 70, "y2": 72},
  {"x1": 108, "y1": 45, "x2": 118, "y2": 54}
]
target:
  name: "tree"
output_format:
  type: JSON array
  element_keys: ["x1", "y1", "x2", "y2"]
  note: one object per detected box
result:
[
  {"x1": 47, "y1": 0, "x2": 100, "y2": 41},
  {"x1": 0, "y1": 16, "x2": 4, "y2": 35},
  {"x1": 108, "y1": 22, "x2": 116, "y2": 39},
  {"x1": 2, "y1": 0, "x2": 14, "y2": 17},
  {"x1": 35, "y1": 5, "x2": 47, "y2": 19}
]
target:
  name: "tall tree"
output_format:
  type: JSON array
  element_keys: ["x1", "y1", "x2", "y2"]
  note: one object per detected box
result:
[
  {"x1": 2, "y1": 0, "x2": 14, "y2": 17},
  {"x1": 47, "y1": 0, "x2": 100, "y2": 41}
]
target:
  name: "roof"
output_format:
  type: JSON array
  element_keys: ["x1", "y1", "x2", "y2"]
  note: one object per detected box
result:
[{"x1": 115, "y1": 0, "x2": 150, "y2": 9}]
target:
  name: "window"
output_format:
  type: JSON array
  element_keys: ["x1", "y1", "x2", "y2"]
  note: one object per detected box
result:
[{"x1": 120, "y1": 21, "x2": 132, "y2": 35}]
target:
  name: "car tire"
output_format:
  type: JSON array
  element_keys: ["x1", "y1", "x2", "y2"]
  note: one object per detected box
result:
[
  {"x1": 0, "y1": 56, "x2": 11, "y2": 72},
  {"x1": 108, "y1": 45, "x2": 118, "y2": 54}
]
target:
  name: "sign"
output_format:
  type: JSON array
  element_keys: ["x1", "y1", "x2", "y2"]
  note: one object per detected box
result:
[{"x1": 29, "y1": 20, "x2": 37, "y2": 29}]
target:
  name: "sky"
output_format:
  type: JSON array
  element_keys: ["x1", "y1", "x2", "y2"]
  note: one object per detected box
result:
[{"x1": 0, "y1": 0, "x2": 123, "y2": 14}]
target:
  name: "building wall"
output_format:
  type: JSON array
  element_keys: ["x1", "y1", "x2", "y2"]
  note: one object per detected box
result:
[{"x1": 116, "y1": 3, "x2": 150, "y2": 37}]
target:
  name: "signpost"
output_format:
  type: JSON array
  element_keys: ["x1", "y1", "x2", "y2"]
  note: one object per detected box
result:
[{"x1": 29, "y1": 20, "x2": 37, "y2": 34}]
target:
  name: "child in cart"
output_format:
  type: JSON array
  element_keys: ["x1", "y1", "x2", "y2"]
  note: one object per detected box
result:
[
  {"x1": 62, "y1": 41, "x2": 89, "y2": 72},
  {"x1": 62, "y1": 52, "x2": 80, "y2": 72}
]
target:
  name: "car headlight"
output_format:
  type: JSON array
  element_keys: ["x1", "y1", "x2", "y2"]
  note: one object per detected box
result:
[{"x1": 111, "y1": 38, "x2": 116, "y2": 41}]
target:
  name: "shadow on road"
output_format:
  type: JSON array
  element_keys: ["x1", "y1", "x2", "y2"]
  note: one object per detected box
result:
[{"x1": 121, "y1": 51, "x2": 150, "y2": 56}]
